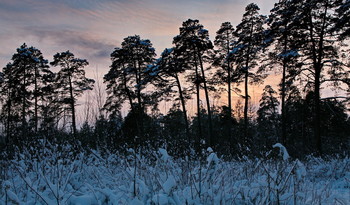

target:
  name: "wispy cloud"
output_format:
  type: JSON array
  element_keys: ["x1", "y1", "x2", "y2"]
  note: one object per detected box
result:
[
  {"x1": 30, "y1": 27, "x2": 116, "y2": 59},
  {"x1": 0, "y1": 0, "x2": 276, "y2": 69}
]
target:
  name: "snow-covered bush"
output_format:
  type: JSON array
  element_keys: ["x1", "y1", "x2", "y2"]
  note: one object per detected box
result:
[{"x1": 1, "y1": 143, "x2": 349, "y2": 204}]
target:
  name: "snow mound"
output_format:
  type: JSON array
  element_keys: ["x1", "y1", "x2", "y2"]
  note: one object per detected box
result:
[{"x1": 273, "y1": 143, "x2": 289, "y2": 161}]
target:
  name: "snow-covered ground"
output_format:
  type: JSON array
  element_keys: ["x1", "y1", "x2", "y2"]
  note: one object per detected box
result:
[{"x1": 1, "y1": 143, "x2": 349, "y2": 204}]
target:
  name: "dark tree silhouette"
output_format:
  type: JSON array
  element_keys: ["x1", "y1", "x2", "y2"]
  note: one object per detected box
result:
[
  {"x1": 213, "y1": 22, "x2": 241, "y2": 144},
  {"x1": 0, "y1": 44, "x2": 52, "y2": 143},
  {"x1": 231, "y1": 4, "x2": 266, "y2": 144},
  {"x1": 173, "y1": 19, "x2": 214, "y2": 148},
  {"x1": 148, "y1": 48, "x2": 191, "y2": 143},
  {"x1": 104, "y1": 35, "x2": 156, "y2": 140},
  {"x1": 50, "y1": 51, "x2": 94, "y2": 138},
  {"x1": 293, "y1": 0, "x2": 349, "y2": 154},
  {"x1": 257, "y1": 85, "x2": 280, "y2": 145},
  {"x1": 266, "y1": 0, "x2": 303, "y2": 145}
]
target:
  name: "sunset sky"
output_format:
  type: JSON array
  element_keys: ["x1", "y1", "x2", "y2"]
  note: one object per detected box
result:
[{"x1": 0, "y1": 0, "x2": 280, "y2": 119}]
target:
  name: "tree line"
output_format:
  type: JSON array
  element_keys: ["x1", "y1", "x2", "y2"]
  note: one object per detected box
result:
[{"x1": 1, "y1": 0, "x2": 349, "y2": 157}]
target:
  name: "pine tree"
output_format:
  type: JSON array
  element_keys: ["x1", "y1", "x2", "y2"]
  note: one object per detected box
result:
[
  {"x1": 173, "y1": 19, "x2": 214, "y2": 147},
  {"x1": 335, "y1": 0, "x2": 350, "y2": 39},
  {"x1": 257, "y1": 85, "x2": 280, "y2": 144},
  {"x1": 231, "y1": 3, "x2": 267, "y2": 143},
  {"x1": 104, "y1": 47, "x2": 133, "y2": 115},
  {"x1": 28, "y1": 46, "x2": 52, "y2": 133},
  {"x1": 39, "y1": 69, "x2": 58, "y2": 136},
  {"x1": 0, "y1": 44, "x2": 52, "y2": 143},
  {"x1": 267, "y1": 0, "x2": 303, "y2": 145},
  {"x1": 213, "y1": 22, "x2": 241, "y2": 144},
  {"x1": 0, "y1": 63, "x2": 20, "y2": 143},
  {"x1": 148, "y1": 47, "x2": 191, "y2": 143},
  {"x1": 294, "y1": 0, "x2": 350, "y2": 154},
  {"x1": 50, "y1": 51, "x2": 94, "y2": 138},
  {"x1": 10, "y1": 44, "x2": 35, "y2": 136},
  {"x1": 104, "y1": 35, "x2": 156, "y2": 140}
]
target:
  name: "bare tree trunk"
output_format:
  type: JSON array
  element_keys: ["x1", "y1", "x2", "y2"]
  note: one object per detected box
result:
[
  {"x1": 175, "y1": 73, "x2": 190, "y2": 144},
  {"x1": 243, "y1": 62, "x2": 249, "y2": 143},
  {"x1": 194, "y1": 59, "x2": 202, "y2": 152},
  {"x1": 314, "y1": 69, "x2": 322, "y2": 154},
  {"x1": 22, "y1": 66, "x2": 27, "y2": 139},
  {"x1": 6, "y1": 96, "x2": 11, "y2": 144},
  {"x1": 135, "y1": 61, "x2": 144, "y2": 140},
  {"x1": 68, "y1": 75, "x2": 76, "y2": 138},
  {"x1": 34, "y1": 67, "x2": 38, "y2": 133},
  {"x1": 281, "y1": 37, "x2": 288, "y2": 145},
  {"x1": 308, "y1": 2, "x2": 328, "y2": 155},
  {"x1": 197, "y1": 53, "x2": 213, "y2": 147},
  {"x1": 226, "y1": 34, "x2": 233, "y2": 148}
]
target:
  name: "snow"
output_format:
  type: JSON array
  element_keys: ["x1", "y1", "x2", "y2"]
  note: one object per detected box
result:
[
  {"x1": 130, "y1": 198, "x2": 143, "y2": 205},
  {"x1": 6, "y1": 189, "x2": 21, "y2": 205},
  {"x1": 161, "y1": 47, "x2": 174, "y2": 56},
  {"x1": 278, "y1": 50, "x2": 299, "y2": 58},
  {"x1": 68, "y1": 195, "x2": 98, "y2": 205},
  {"x1": 152, "y1": 194, "x2": 169, "y2": 204},
  {"x1": 1, "y1": 145, "x2": 349, "y2": 204},
  {"x1": 273, "y1": 143, "x2": 289, "y2": 161},
  {"x1": 158, "y1": 148, "x2": 170, "y2": 162},
  {"x1": 162, "y1": 175, "x2": 176, "y2": 194}
]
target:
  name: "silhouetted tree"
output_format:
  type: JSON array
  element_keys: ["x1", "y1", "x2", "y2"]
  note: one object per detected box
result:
[
  {"x1": 104, "y1": 35, "x2": 156, "y2": 141},
  {"x1": 266, "y1": 0, "x2": 303, "y2": 145},
  {"x1": 257, "y1": 85, "x2": 280, "y2": 146},
  {"x1": 213, "y1": 22, "x2": 241, "y2": 142},
  {"x1": 173, "y1": 19, "x2": 214, "y2": 147},
  {"x1": 148, "y1": 47, "x2": 191, "y2": 144},
  {"x1": 335, "y1": 0, "x2": 350, "y2": 39},
  {"x1": 293, "y1": 0, "x2": 349, "y2": 154},
  {"x1": 0, "y1": 44, "x2": 52, "y2": 144},
  {"x1": 231, "y1": 3, "x2": 267, "y2": 143},
  {"x1": 104, "y1": 47, "x2": 133, "y2": 115},
  {"x1": 50, "y1": 51, "x2": 94, "y2": 138}
]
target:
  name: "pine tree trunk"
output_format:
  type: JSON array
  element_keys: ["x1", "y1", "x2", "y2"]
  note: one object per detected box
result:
[
  {"x1": 175, "y1": 73, "x2": 190, "y2": 145},
  {"x1": 197, "y1": 52, "x2": 213, "y2": 147},
  {"x1": 244, "y1": 63, "x2": 249, "y2": 143},
  {"x1": 135, "y1": 62, "x2": 144, "y2": 140},
  {"x1": 123, "y1": 65, "x2": 134, "y2": 112},
  {"x1": 34, "y1": 67, "x2": 38, "y2": 133},
  {"x1": 309, "y1": 1, "x2": 328, "y2": 155},
  {"x1": 314, "y1": 68, "x2": 322, "y2": 154},
  {"x1": 226, "y1": 35, "x2": 233, "y2": 148},
  {"x1": 314, "y1": 1, "x2": 329, "y2": 155},
  {"x1": 243, "y1": 20, "x2": 254, "y2": 145},
  {"x1": 22, "y1": 66, "x2": 27, "y2": 138},
  {"x1": 68, "y1": 75, "x2": 76, "y2": 138},
  {"x1": 281, "y1": 35, "x2": 288, "y2": 145},
  {"x1": 194, "y1": 61, "x2": 202, "y2": 152},
  {"x1": 281, "y1": 60, "x2": 287, "y2": 145},
  {"x1": 6, "y1": 95, "x2": 11, "y2": 144}
]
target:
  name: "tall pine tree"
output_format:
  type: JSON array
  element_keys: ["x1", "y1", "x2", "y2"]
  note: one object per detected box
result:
[
  {"x1": 50, "y1": 51, "x2": 94, "y2": 138},
  {"x1": 294, "y1": 0, "x2": 349, "y2": 154},
  {"x1": 173, "y1": 19, "x2": 214, "y2": 148},
  {"x1": 104, "y1": 35, "x2": 156, "y2": 140},
  {"x1": 148, "y1": 47, "x2": 191, "y2": 144},
  {"x1": 231, "y1": 4, "x2": 266, "y2": 144},
  {"x1": 213, "y1": 22, "x2": 240, "y2": 144},
  {"x1": 267, "y1": 0, "x2": 303, "y2": 145}
]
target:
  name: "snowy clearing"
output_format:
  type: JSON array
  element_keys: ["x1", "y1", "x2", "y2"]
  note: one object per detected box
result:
[{"x1": 1, "y1": 144, "x2": 349, "y2": 205}]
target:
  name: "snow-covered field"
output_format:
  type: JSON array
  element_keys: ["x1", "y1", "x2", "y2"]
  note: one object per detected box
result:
[{"x1": 1, "y1": 143, "x2": 349, "y2": 205}]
